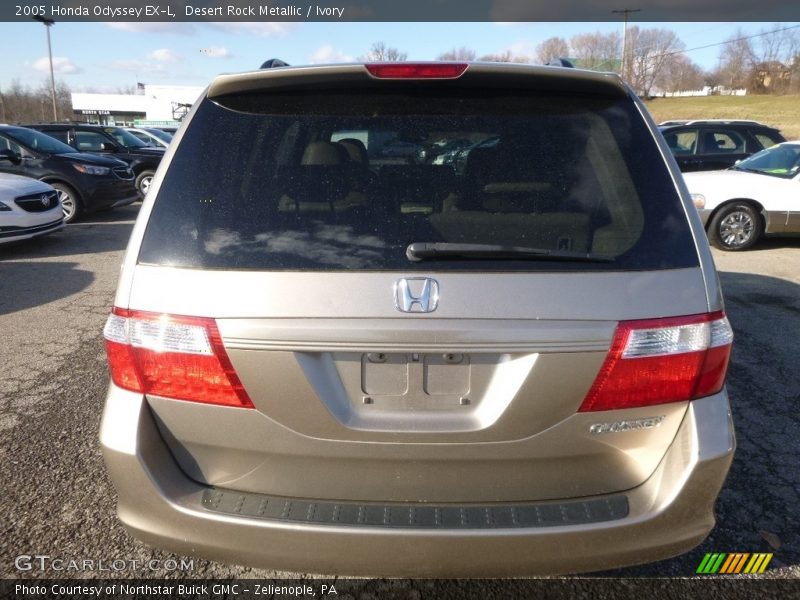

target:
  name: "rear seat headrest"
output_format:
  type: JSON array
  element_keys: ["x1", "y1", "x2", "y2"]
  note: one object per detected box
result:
[
  {"x1": 302, "y1": 141, "x2": 348, "y2": 165},
  {"x1": 338, "y1": 138, "x2": 369, "y2": 165}
]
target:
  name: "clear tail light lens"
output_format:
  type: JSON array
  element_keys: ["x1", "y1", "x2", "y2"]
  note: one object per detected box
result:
[
  {"x1": 579, "y1": 311, "x2": 733, "y2": 412},
  {"x1": 103, "y1": 308, "x2": 254, "y2": 408}
]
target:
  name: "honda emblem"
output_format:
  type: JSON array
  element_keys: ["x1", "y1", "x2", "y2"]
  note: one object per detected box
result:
[{"x1": 394, "y1": 278, "x2": 439, "y2": 313}]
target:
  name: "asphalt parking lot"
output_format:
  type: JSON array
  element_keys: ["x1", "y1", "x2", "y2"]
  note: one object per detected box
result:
[{"x1": 0, "y1": 203, "x2": 798, "y2": 588}]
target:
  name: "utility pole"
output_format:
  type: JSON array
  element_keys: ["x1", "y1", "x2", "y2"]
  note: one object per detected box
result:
[
  {"x1": 33, "y1": 15, "x2": 58, "y2": 121},
  {"x1": 612, "y1": 8, "x2": 641, "y2": 82}
]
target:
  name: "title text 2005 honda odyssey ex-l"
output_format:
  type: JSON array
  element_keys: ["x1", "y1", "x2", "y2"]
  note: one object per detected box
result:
[{"x1": 101, "y1": 62, "x2": 735, "y2": 576}]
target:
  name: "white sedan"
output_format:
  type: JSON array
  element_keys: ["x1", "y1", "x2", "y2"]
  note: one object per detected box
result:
[
  {"x1": 0, "y1": 173, "x2": 64, "y2": 244},
  {"x1": 683, "y1": 142, "x2": 800, "y2": 251}
]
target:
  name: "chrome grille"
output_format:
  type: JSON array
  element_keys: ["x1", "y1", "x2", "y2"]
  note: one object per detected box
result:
[{"x1": 14, "y1": 190, "x2": 59, "y2": 213}]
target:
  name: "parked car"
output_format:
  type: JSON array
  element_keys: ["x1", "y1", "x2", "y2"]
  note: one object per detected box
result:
[
  {"x1": 0, "y1": 173, "x2": 63, "y2": 244},
  {"x1": 684, "y1": 141, "x2": 800, "y2": 250},
  {"x1": 659, "y1": 119, "x2": 785, "y2": 172},
  {"x1": 101, "y1": 62, "x2": 734, "y2": 577},
  {"x1": 416, "y1": 138, "x2": 471, "y2": 164},
  {"x1": 0, "y1": 125, "x2": 137, "y2": 223},
  {"x1": 435, "y1": 136, "x2": 499, "y2": 172},
  {"x1": 23, "y1": 123, "x2": 165, "y2": 196},
  {"x1": 124, "y1": 127, "x2": 172, "y2": 149}
]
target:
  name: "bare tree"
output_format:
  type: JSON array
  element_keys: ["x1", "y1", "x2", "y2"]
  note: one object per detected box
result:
[
  {"x1": 655, "y1": 54, "x2": 706, "y2": 93},
  {"x1": 364, "y1": 41, "x2": 407, "y2": 62},
  {"x1": 626, "y1": 27, "x2": 685, "y2": 97},
  {"x1": 0, "y1": 78, "x2": 72, "y2": 123},
  {"x1": 535, "y1": 37, "x2": 569, "y2": 64},
  {"x1": 716, "y1": 30, "x2": 756, "y2": 90},
  {"x1": 569, "y1": 32, "x2": 621, "y2": 71},
  {"x1": 749, "y1": 26, "x2": 800, "y2": 94},
  {"x1": 437, "y1": 47, "x2": 477, "y2": 61}
]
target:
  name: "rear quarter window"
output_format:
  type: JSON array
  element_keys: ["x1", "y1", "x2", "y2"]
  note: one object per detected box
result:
[{"x1": 138, "y1": 88, "x2": 699, "y2": 272}]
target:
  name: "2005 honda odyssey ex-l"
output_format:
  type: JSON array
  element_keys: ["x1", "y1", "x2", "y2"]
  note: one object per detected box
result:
[{"x1": 101, "y1": 62, "x2": 735, "y2": 576}]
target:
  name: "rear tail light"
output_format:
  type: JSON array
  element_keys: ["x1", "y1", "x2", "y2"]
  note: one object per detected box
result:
[
  {"x1": 365, "y1": 63, "x2": 468, "y2": 79},
  {"x1": 579, "y1": 311, "x2": 733, "y2": 412},
  {"x1": 103, "y1": 308, "x2": 253, "y2": 408}
]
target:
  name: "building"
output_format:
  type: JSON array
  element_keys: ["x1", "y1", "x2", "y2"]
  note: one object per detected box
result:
[{"x1": 70, "y1": 84, "x2": 205, "y2": 127}]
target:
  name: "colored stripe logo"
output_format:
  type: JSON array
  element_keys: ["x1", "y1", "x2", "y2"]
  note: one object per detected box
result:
[{"x1": 696, "y1": 553, "x2": 773, "y2": 574}]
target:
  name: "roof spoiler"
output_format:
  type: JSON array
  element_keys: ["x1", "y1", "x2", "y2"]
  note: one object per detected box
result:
[{"x1": 260, "y1": 58, "x2": 290, "y2": 69}]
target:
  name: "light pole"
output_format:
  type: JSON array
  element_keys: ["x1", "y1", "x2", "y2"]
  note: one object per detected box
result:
[
  {"x1": 612, "y1": 8, "x2": 640, "y2": 82},
  {"x1": 33, "y1": 15, "x2": 58, "y2": 121}
]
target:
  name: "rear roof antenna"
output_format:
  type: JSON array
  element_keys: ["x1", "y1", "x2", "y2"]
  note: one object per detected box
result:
[
  {"x1": 260, "y1": 58, "x2": 290, "y2": 69},
  {"x1": 545, "y1": 58, "x2": 575, "y2": 68}
]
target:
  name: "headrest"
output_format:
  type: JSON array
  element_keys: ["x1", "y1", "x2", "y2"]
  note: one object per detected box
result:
[
  {"x1": 338, "y1": 138, "x2": 369, "y2": 164},
  {"x1": 301, "y1": 141, "x2": 347, "y2": 165}
]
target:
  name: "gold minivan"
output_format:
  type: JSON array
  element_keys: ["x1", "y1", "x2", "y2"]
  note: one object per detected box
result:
[{"x1": 101, "y1": 62, "x2": 735, "y2": 576}]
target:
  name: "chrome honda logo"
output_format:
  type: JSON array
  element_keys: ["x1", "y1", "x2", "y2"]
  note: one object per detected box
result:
[
  {"x1": 394, "y1": 278, "x2": 439, "y2": 313},
  {"x1": 40, "y1": 194, "x2": 50, "y2": 207}
]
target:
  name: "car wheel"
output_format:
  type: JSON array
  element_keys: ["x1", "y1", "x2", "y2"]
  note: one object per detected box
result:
[
  {"x1": 708, "y1": 203, "x2": 763, "y2": 251},
  {"x1": 135, "y1": 170, "x2": 155, "y2": 196},
  {"x1": 50, "y1": 182, "x2": 82, "y2": 224}
]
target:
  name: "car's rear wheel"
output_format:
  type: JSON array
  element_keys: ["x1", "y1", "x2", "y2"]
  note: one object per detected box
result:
[
  {"x1": 708, "y1": 203, "x2": 762, "y2": 251},
  {"x1": 50, "y1": 182, "x2": 82, "y2": 224},
  {"x1": 136, "y1": 170, "x2": 155, "y2": 196}
]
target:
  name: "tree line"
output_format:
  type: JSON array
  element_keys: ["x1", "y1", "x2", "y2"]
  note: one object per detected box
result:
[
  {"x1": 394, "y1": 25, "x2": 800, "y2": 97},
  {"x1": 0, "y1": 79, "x2": 73, "y2": 124},
  {"x1": 2, "y1": 28, "x2": 797, "y2": 124}
]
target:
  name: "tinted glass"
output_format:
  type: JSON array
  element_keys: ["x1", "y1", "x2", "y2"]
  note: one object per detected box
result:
[
  {"x1": 145, "y1": 128, "x2": 173, "y2": 142},
  {"x1": 663, "y1": 129, "x2": 697, "y2": 155},
  {"x1": 701, "y1": 130, "x2": 745, "y2": 153},
  {"x1": 105, "y1": 127, "x2": 148, "y2": 148},
  {"x1": 139, "y1": 90, "x2": 698, "y2": 271},
  {"x1": 75, "y1": 131, "x2": 108, "y2": 152},
  {"x1": 753, "y1": 131, "x2": 783, "y2": 149},
  {"x1": 4, "y1": 127, "x2": 76, "y2": 155}
]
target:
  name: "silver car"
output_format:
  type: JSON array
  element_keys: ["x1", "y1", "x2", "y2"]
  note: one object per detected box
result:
[{"x1": 101, "y1": 62, "x2": 735, "y2": 576}]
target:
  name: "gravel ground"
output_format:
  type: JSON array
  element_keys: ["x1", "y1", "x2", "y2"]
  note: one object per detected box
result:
[{"x1": 0, "y1": 205, "x2": 797, "y2": 597}]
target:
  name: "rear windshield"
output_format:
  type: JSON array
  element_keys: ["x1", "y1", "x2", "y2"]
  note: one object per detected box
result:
[{"x1": 139, "y1": 89, "x2": 698, "y2": 271}]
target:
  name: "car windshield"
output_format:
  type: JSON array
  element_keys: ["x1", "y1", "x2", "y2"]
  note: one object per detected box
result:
[
  {"x1": 5, "y1": 127, "x2": 77, "y2": 155},
  {"x1": 145, "y1": 128, "x2": 173, "y2": 142},
  {"x1": 733, "y1": 143, "x2": 800, "y2": 178},
  {"x1": 105, "y1": 127, "x2": 149, "y2": 149}
]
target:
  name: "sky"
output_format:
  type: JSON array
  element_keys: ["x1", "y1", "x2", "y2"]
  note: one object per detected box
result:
[{"x1": 0, "y1": 21, "x2": 797, "y2": 93}]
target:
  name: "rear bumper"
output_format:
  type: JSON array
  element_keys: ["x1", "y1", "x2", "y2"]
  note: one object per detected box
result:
[{"x1": 100, "y1": 388, "x2": 734, "y2": 576}]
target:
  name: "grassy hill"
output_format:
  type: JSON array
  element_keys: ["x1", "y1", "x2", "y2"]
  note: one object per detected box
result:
[{"x1": 643, "y1": 95, "x2": 800, "y2": 140}]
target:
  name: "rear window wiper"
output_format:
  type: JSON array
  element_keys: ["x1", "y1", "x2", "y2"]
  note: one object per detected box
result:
[{"x1": 406, "y1": 242, "x2": 614, "y2": 263}]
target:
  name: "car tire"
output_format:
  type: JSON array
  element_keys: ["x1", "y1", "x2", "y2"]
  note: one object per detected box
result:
[
  {"x1": 50, "y1": 182, "x2": 82, "y2": 224},
  {"x1": 708, "y1": 202, "x2": 763, "y2": 251},
  {"x1": 135, "y1": 170, "x2": 155, "y2": 196}
]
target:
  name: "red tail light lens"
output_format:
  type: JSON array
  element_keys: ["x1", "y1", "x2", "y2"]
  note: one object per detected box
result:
[
  {"x1": 365, "y1": 63, "x2": 468, "y2": 79},
  {"x1": 103, "y1": 308, "x2": 254, "y2": 408},
  {"x1": 579, "y1": 311, "x2": 733, "y2": 412}
]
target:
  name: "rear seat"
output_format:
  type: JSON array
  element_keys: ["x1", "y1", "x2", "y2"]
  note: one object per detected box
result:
[
  {"x1": 432, "y1": 140, "x2": 593, "y2": 252},
  {"x1": 377, "y1": 165, "x2": 456, "y2": 214},
  {"x1": 278, "y1": 141, "x2": 368, "y2": 213}
]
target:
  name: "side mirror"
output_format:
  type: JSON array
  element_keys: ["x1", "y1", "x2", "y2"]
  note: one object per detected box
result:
[
  {"x1": 0, "y1": 148, "x2": 21, "y2": 165},
  {"x1": 100, "y1": 142, "x2": 118, "y2": 153}
]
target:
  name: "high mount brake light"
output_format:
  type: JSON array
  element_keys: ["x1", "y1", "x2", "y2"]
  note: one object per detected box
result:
[
  {"x1": 579, "y1": 311, "x2": 733, "y2": 412},
  {"x1": 365, "y1": 63, "x2": 468, "y2": 79},
  {"x1": 103, "y1": 308, "x2": 254, "y2": 408}
]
